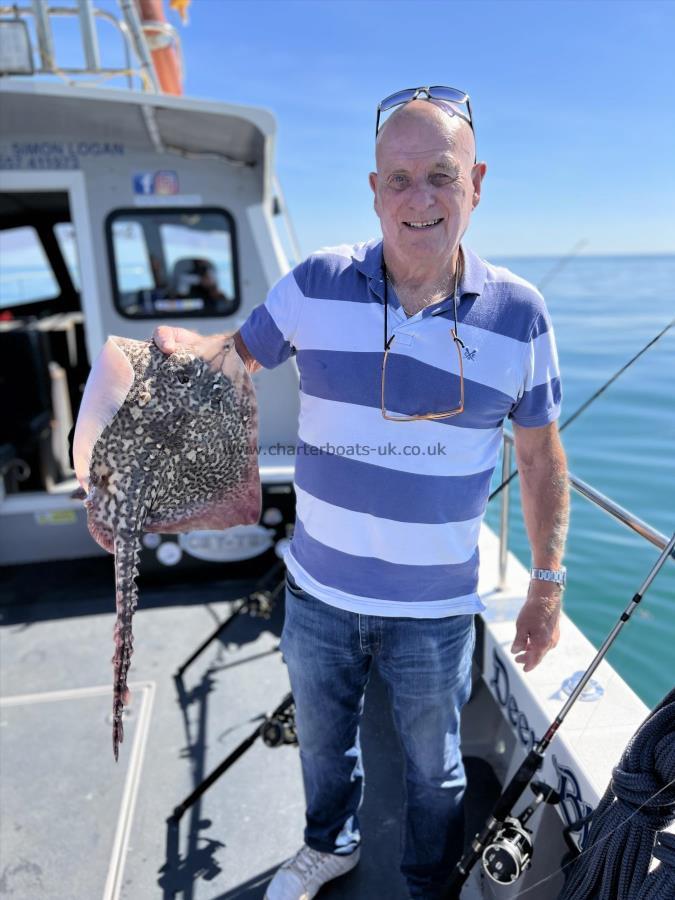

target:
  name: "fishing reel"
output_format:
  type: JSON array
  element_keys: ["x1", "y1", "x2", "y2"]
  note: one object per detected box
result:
[
  {"x1": 261, "y1": 700, "x2": 298, "y2": 747},
  {"x1": 244, "y1": 588, "x2": 275, "y2": 619},
  {"x1": 242, "y1": 560, "x2": 287, "y2": 619},
  {"x1": 482, "y1": 816, "x2": 534, "y2": 885},
  {"x1": 482, "y1": 781, "x2": 560, "y2": 885}
]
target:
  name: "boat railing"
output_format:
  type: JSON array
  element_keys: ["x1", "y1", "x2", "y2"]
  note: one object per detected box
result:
[
  {"x1": 497, "y1": 430, "x2": 673, "y2": 590},
  {"x1": 272, "y1": 175, "x2": 303, "y2": 268},
  {"x1": 0, "y1": 0, "x2": 181, "y2": 93}
]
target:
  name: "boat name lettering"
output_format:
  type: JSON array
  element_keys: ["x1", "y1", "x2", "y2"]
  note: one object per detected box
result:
[
  {"x1": 0, "y1": 141, "x2": 125, "y2": 170},
  {"x1": 489, "y1": 650, "x2": 537, "y2": 751},
  {"x1": 552, "y1": 754, "x2": 594, "y2": 849}
]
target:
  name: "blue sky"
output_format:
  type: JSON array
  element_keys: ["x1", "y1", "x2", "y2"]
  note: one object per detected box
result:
[{"x1": 36, "y1": 0, "x2": 675, "y2": 257}]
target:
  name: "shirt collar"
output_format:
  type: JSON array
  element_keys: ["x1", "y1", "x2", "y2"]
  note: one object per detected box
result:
[
  {"x1": 352, "y1": 239, "x2": 488, "y2": 305},
  {"x1": 459, "y1": 244, "x2": 488, "y2": 299},
  {"x1": 352, "y1": 239, "x2": 386, "y2": 300}
]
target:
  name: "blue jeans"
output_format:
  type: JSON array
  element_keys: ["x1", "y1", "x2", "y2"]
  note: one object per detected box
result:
[{"x1": 280, "y1": 573, "x2": 475, "y2": 900}]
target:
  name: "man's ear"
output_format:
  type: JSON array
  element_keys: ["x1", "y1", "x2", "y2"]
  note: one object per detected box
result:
[
  {"x1": 471, "y1": 162, "x2": 487, "y2": 209},
  {"x1": 369, "y1": 171, "x2": 379, "y2": 216}
]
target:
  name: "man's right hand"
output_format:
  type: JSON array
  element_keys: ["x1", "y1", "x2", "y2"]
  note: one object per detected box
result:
[
  {"x1": 152, "y1": 325, "x2": 205, "y2": 356},
  {"x1": 152, "y1": 325, "x2": 261, "y2": 375}
]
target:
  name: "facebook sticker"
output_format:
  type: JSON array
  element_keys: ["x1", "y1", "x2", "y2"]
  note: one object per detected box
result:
[
  {"x1": 133, "y1": 172, "x2": 155, "y2": 195},
  {"x1": 132, "y1": 171, "x2": 179, "y2": 195}
]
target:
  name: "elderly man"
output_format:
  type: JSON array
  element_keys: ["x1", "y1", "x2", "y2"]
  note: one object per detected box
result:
[{"x1": 154, "y1": 86, "x2": 569, "y2": 900}]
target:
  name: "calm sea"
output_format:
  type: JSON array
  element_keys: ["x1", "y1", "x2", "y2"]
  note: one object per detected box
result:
[{"x1": 485, "y1": 254, "x2": 675, "y2": 709}]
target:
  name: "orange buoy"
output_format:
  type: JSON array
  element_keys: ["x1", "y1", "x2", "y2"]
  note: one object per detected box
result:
[{"x1": 134, "y1": 0, "x2": 184, "y2": 95}]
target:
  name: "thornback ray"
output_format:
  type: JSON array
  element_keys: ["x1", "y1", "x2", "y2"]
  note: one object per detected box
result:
[{"x1": 72, "y1": 335, "x2": 261, "y2": 760}]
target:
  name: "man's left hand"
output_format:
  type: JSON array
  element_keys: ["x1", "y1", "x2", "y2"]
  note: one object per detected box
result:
[{"x1": 511, "y1": 581, "x2": 562, "y2": 672}]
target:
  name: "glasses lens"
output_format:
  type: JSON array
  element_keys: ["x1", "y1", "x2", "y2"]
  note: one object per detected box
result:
[
  {"x1": 378, "y1": 88, "x2": 416, "y2": 112},
  {"x1": 428, "y1": 86, "x2": 469, "y2": 104},
  {"x1": 382, "y1": 337, "x2": 464, "y2": 420}
]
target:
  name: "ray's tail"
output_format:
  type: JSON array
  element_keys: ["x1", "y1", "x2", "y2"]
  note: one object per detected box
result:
[{"x1": 111, "y1": 525, "x2": 143, "y2": 761}]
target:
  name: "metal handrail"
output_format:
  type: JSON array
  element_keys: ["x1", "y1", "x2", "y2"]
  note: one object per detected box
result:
[
  {"x1": 0, "y1": 1, "x2": 165, "y2": 92},
  {"x1": 497, "y1": 430, "x2": 673, "y2": 589}
]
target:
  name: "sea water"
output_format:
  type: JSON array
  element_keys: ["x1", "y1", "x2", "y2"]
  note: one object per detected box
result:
[{"x1": 486, "y1": 254, "x2": 675, "y2": 708}]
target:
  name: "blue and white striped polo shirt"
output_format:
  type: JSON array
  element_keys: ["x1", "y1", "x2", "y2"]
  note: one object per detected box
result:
[{"x1": 240, "y1": 240, "x2": 561, "y2": 618}]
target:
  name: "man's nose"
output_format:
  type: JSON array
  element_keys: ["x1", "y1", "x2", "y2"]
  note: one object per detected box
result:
[{"x1": 407, "y1": 181, "x2": 437, "y2": 207}]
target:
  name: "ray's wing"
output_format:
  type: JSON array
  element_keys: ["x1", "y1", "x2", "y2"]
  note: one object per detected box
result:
[{"x1": 73, "y1": 338, "x2": 135, "y2": 493}]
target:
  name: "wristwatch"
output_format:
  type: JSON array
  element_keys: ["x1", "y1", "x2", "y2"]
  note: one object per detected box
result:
[{"x1": 530, "y1": 566, "x2": 567, "y2": 588}]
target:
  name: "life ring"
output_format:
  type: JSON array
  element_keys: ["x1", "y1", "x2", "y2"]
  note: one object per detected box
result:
[{"x1": 134, "y1": 0, "x2": 183, "y2": 95}]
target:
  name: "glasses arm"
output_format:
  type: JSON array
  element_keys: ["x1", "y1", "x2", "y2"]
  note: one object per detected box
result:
[{"x1": 466, "y1": 97, "x2": 477, "y2": 163}]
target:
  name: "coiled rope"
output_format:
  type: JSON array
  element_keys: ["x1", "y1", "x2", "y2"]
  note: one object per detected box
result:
[
  {"x1": 636, "y1": 831, "x2": 675, "y2": 899},
  {"x1": 559, "y1": 687, "x2": 675, "y2": 900}
]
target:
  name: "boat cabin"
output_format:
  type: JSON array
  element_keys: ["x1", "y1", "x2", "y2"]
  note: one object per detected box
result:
[{"x1": 0, "y1": 37, "x2": 299, "y2": 568}]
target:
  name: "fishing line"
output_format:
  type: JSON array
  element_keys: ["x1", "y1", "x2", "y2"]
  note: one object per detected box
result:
[
  {"x1": 508, "y1": 776, "x2": 675, "y2": 898},
  {"x1": 536, "y1": 239, "x2": 588, "y2": 293},
  {"x1": 489, "y1": 317, "x2": 675, "y2": 503}
]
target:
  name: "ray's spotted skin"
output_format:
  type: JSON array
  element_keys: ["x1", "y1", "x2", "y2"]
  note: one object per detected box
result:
[{"x1": 73, "y1": 336, "x2": 261, "y2": 760}]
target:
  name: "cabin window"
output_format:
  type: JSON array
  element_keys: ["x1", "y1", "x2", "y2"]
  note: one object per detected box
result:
[
  {"x1": 0, "y1": 225, "x2": 60, "y2": 309},
  {"x1": 106, "y1": 208, "x2": 240, "y2": 319}
]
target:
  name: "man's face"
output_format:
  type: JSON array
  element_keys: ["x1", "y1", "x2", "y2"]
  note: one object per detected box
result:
[{"x1": 369, "y1": 101, "x2": 486, "y2": 272}]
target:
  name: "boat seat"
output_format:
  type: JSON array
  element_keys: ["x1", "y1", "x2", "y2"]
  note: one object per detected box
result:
[
  {"x1": 32, "y1": 313, "x2": 85, "y2": 419},
  {"x1": 168, "y1": 257, "x2": 236, "y2": 315}
]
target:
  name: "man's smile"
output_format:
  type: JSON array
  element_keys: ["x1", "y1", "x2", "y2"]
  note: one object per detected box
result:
[{"x1": 402, "y1": 217, "x2": 444, "y2": 229}]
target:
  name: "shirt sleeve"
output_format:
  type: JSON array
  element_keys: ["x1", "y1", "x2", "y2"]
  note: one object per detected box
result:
[
  {"x1": 509, "y1": 306, "x2": 562, "y2": 427},
  {"x1": 238, "y1": 266, "x2": 305, "y2": 369}
]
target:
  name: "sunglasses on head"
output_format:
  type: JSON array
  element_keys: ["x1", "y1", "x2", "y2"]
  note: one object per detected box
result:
[{"x1": 375, "y1": 85, "x2": 475, "y2": 159}]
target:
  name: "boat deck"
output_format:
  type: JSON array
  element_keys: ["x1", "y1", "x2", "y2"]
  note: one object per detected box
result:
[{"x1": 1, "y1": 557, "x2": 496, "y2": 899}]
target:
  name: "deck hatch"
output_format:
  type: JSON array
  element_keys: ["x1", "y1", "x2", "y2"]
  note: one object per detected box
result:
[{"x1": 0, "y1": 681, "x2": 155, "y2": 900}]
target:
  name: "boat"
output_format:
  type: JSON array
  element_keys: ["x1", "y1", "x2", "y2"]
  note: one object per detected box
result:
[
  {"x1": 0, "y1": 0, "x2": 302, "y2": 572},
  {"x1": 0, "y1": 3, "x2": 672, "y2": 898}
]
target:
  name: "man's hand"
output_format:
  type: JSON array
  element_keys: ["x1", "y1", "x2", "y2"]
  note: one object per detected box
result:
[
  {"x1": 152, "y1": 325, "x2": 262, "y2": 375},
  {"x1": 152, "y1": 325, "x2": 205, "y2": 356},
  {"x1": 511, "y1": 581, "x2": 561, "y2": 672},
  {"x1": 152, "y1": 325, "x2": 235, "y2": 368}
]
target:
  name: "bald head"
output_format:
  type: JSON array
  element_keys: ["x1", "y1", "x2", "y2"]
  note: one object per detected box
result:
[{"x1": 375, "y1": 99, "x2": 475, "y2": 172}]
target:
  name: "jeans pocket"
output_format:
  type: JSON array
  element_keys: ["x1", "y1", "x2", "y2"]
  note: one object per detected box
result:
[
  {"x1": 285, "y1": 571, "x2": 313, "y2": 601},
  {"x1": 281, "y1": 573, "x2": 311, "y2": 660}
]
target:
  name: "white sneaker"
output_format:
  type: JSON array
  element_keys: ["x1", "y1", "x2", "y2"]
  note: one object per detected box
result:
[{"x1": 264, "y1": 844, "x2": 361, "y2": 900}]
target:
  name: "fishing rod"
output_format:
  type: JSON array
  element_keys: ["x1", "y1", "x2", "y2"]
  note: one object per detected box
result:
[
  {"x1": 489, "y1": 317, "x2": 675, "y2": 503},
  {"x1": 441, "y1": 531, "x2": 675, "y2": 899}
]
